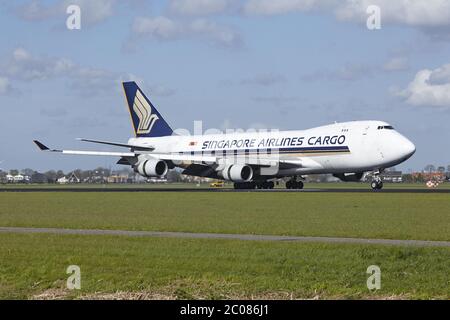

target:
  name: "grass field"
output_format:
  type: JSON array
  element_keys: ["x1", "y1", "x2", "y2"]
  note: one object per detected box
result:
[
  {"x1": 0, "y1": 191, "x2": 448, "y2": 299},
  {"x1": 0, "y1": 233, "x2": 449, "y2": 300},
  {"x1": 0, "y1": 192, "x2": 448, "y2": 241}
]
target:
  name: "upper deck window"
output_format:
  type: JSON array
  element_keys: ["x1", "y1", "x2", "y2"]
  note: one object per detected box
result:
[{"x1": 377, "y1": 125, "x2": 395, "y2": 130}]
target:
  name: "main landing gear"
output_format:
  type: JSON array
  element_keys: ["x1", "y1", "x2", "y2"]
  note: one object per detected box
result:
[
  {"x1": 286, "y1": 177, "x2": 304, "y2": 190},
  {"x1": 371, "y1": 174, "x2": 383, "y2": 190},
  {"x1": 233, "y1": 181, "x2": 275, "y2": 189}
]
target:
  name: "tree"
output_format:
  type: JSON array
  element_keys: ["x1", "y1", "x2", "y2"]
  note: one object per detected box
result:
[
  {"x1": 94, "y1": 167, "x2": 111, "y2": 177},
  {"x1": 56, "y1": 170, "x2": 65, "y2": 179},
  {"x1": 45, "y1": 170, "x2": 57, "y2": 182},
  {"x1": 9, "y1": 169, "x2": 19, "y2": 176},
  {"x1": 31, "y1": 172, "x2": 48, "y2": 184},
  {"x1": 424, "y1": 164, "x2": 435, "y2": 173},
  {"x1": 21, "y1": 168, "x2": 35, "y2": 176},
  {"x1": 73, "y1": 169, "x2": 83, "y2": 180},
  {"x1": 402, "y1": 174, "x2": 413, "y2": 183}
]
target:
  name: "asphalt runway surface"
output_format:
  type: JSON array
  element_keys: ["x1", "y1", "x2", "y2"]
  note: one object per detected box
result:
[
  {"x1": 1, "y1": 227, "x2": 448, "y2": 247},
  {"x1": 1, "y1": 187, "x2": 449, "y2": 193}
]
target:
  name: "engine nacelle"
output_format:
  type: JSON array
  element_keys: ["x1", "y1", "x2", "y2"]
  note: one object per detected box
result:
[
  {"x1": 333, "y1": 172, "x2": 364, "y2": 182},
  {"x1": 219, "y1": 164, "x2": 253, "y2": 182},
  {"x1": 135, "y1": 159, "x2": 168, "y2": 177}
]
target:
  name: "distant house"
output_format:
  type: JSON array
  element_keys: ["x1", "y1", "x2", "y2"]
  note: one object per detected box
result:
[
  {"x1": 9, "y1": 174, "x2": 31, "y2": 183},
  {"x1": 68, "y1": 172, "x2": 80, "y2": 183},
  {"x1": 107, "y1": 175, "x2": 129, "y2": 183},
  {"x1": 381, "y1": 171, "x2": 403, "y2": 183},
  {"x1": 13, "y1": 174, "x2": 24, "y2": 182},
  {"x1": 412, "y1": 172, "x2": 446, "y2": 183},
  {"x1": 57, "y1": 172, "x2": 80, "y2": 184},
  {"x1": 57, "y1": 176, "x2": 69, "y2": 184},
  {"x1": 147, "y1": 177, "x2": 168, "y2": 183}
]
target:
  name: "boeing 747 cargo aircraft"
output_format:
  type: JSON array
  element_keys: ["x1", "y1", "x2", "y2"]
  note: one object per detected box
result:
[{"x1": 34, "y1": 82, "x2": 416, "y2": 190}]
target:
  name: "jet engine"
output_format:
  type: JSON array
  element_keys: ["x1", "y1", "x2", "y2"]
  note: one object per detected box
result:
[
  {"x1": 219, "y1": 164, "x2": 253, "y2": 182},
  {"x1": 333, "y1": 172, "x2": 364, "y2": 182},
  {"x1": 135, "y1": 158, "x2": 168, "y2": 177}
]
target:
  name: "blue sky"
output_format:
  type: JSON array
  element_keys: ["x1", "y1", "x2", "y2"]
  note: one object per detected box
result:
[{"x1": 0, "y1": 0, "x2": 449, "y2": 172}]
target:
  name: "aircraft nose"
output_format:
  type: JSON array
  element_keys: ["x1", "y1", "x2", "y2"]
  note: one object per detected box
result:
[{"x1": 400, "y1": 136, "x2": 416, "y2": 160}]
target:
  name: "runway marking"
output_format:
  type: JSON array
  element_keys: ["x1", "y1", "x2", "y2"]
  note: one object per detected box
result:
[{"x1": 0, "y1": 227, "x2": 449, "y2": 247}]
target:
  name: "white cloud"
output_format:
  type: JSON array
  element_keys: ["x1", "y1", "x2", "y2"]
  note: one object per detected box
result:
[
  {"x1": 14, "y1": 0, "x2": 118, "y2": 25},
  {"x1": 335, "y1": 0, "x2": 450, "y2": 27},
  {"x1": 131, "y1": 16, "x2": 242, "y2": 48},
  {"x1": 69, "y1": 0, "x2": 115, "y2": 25},
  {"x1": 169, "y1": 0, "x2": 232, "y2": 16},
  {"x1": 15, "y1": 0, "x2": 59, "y2": 21},
  {"x1": 0, "y1": 48, "x2": 174, "y2": 97},
  {"x1": 243, "y1": 0, "x2": 450, "y2": 35},
  {"x1": 133, "y1": 16, "x2": 182, "y2": 40},
  {"x1": 428, "y1": 64, "x2": 450, "y2": 85},
  {"x1": 396, "y1": 64, "x2": 450, "y2": 108},
  {"x1": 190, "y1": 18, "x2": 242, "y2": 47},
  {"x1": 4, "y1": 48, "x2": 74, "y2": 81},
  {"x1": 243, "y1": 0, "x2": 328, "y2": 15}
]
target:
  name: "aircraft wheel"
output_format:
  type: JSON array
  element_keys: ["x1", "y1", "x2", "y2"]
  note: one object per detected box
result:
[
  {"x1": 286, "y1": 181, "x2": 292, "y2": 189},
  {"x1": 297, "y1": 181, "x2": 304, "y2": 189},
  {"x1": 371, "y1": 181, "x2": 383, "y2": 190},
  {"x1": 269, "y1": 181, "x2": 275, "y2": 189}
]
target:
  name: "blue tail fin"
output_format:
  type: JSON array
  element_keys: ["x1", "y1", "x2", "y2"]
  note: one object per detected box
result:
[{"x1": 122, "y1": 81, "x2": 173, "y2": 138}]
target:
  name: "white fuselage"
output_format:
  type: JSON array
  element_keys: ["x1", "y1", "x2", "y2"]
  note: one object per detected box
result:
[{"x1": 128, "y1": 120, "x2": 416, "y2": 178}]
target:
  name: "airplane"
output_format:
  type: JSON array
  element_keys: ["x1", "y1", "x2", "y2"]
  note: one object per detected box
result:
[{"x1": 34, "y1": 81, "x2": 416, "y2": 190}]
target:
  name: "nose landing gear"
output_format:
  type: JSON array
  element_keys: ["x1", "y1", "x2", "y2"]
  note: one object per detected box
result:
[{"x1": 371, "y1": 174, "x2": 383, "y2": 190}]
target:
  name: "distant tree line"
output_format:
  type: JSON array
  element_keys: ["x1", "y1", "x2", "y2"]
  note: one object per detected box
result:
[
  {"x1": 1, "y1": 164, "x2": 449, "y2": 184},
  {"x1": 0, "y1": 166, "x2": 188, "y2": 184}
]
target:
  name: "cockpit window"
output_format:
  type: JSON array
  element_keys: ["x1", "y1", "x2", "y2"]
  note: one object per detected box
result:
[{"x1": 377, "y1": 125, "x2": 394, "y2": 130}]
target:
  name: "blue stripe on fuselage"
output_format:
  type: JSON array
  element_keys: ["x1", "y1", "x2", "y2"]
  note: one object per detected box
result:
[{"x1": 176, "y1": 145, "x2": 350, "y2": 155}]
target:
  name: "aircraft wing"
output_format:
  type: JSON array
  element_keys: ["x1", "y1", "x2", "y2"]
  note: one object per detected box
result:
[
  {"x1": 34, "y1": 140, "x2": 321, "y2": 169},
  {"x1": 77, "y1": 138, "x2": 154, "y2": 151},
  {"x1": 33, "y1": 140, "x2": 136, "y2": 157}
]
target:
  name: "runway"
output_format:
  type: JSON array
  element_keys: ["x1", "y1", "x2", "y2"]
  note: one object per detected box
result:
[
  {"x1": 1, "y1": 227, "x2": 449, "y2": 247},
  {"x1": 1, "y1": 187, "x2": 449, "y2": 193}
]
